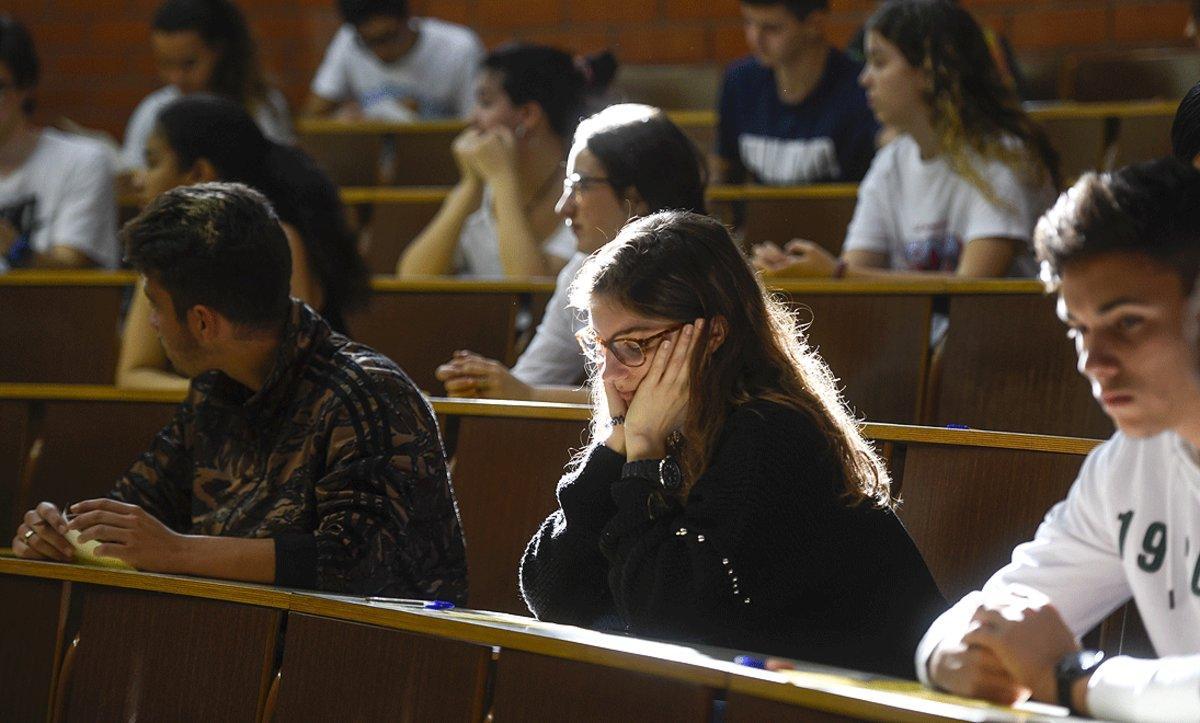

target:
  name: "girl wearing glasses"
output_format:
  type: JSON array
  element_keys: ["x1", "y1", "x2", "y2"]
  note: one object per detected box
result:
[
  {"x1": 397, "y1": 44, "x2": 615, "y2": 279},
  {"x1": 520, "y1": 211, "x2": 944, "y2": 677},
  {"x1": 434, "y1": 103, "x2": 708, "y2": 402},
  {"x1": 753, "y1": 0, "x2": 1057, "y2": 280},
  {"x1": 121, "y1": 0, "x2": 293, "y2": 175}
]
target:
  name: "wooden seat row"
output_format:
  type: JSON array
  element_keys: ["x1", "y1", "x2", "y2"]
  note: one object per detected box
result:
[
  {"x1": 117, "y1": 183, "x2": 858, "y2": 272},
  {"x1": 293, "y1": 101, "x2": 1179, "y2": 188},
  {"x1": 0, "y1": 274, "x2": 1112, "y2": 439},
  {"x1": 0, "y1": 389, "x2": 1145, "y2": 660},
  {"x1": 0, "y1": 555, "x2": 1080, "y2": 722}
]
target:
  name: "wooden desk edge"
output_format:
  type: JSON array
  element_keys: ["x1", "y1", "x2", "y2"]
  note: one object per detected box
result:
[
  {"x1": 0, "y1": 557, "x2": 292, "y2": 608},
  {"x1": 0, "y1": 556, "x2": 1061, "y2": 721},
  {"x1": 294, "y1": 102, "x2": 1175, "y2": 136},
  {"x1": 0, "y1": 271, "x2": 1048, "y2": 297},
  {"x1": 0, "y1": 386, "x2": 1101, "y2": 453},
  {"x1": 725, "y1": 670, "x2": 1059, "y2": 723}
]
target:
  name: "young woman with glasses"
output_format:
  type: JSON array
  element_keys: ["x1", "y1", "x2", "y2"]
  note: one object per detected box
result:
[
  {"x1": 433, "y1": 103, "x2": 708, "y2": 402},
  {"x1": 519, "y1": 210, "x2": 945, "y2": 677},
  {"x1": 396, "y1": 44, "x2": 616, "y2": 279}
]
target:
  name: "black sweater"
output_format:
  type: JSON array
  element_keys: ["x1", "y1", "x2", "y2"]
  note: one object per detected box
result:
[{"x1": 519, "y1": 400, "x2": 945, "y2": 679}]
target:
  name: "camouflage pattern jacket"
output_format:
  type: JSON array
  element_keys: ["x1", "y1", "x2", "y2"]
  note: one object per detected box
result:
[{"x1": 111, "y1": 301, "x2": 468, "y2": 601}]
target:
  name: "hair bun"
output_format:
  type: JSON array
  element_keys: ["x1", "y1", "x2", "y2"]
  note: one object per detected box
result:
[{"x1": 576, "y1": 50, "x2": 618, "y2": 94}]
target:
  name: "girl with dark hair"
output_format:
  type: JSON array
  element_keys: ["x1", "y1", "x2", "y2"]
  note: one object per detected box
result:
[
  {"x1": 1172, "y1": 81, "x2": 1200, "y2": 168},
  {"x1": 519, "y1": 211, "x2": 944, "y2": 677},
  {"x1": 755, "y1": 0, "x2": 1057, "y2": 280},
  {"x1": 121, "y1": 0, "x2": 293, "y2": 172},
  {"x1": 116, "y1": 94, "x2": 369, "y2": 391},
  {"x1": 436, "y1": 103, "x2": 708, "y2": 403},
  {"x1": 397, "y1": 43, "x2": 615, "y2": 278}
]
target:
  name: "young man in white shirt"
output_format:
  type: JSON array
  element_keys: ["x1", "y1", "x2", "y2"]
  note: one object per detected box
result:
[
  {"x1": 0, "y1": 16, "x2": 117, "y2": 271},
  {"x1": 917, "y1": 158, "x2": 1200, "y2": 721},
  {"x1": 305, "y1": 0, "x2": 483, "y2": 122}
]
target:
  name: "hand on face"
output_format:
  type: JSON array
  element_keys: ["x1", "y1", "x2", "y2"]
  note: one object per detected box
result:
[
  {"x1": 12, "y1": 502, "x2": 74, "y2": 562},
  {"x1": 453, "y1": 126, "x2": 518, "y2": 184},
  {"x1": 623, "y1": 320, "x2": 702, "y2": 461},
  {"x1": 751, "y1": 239, "x2": 839, "y2": 278},
  {"x1": 436, "y1": 350, "x2": 531, "y2": 399},
  {"x1": 65, "y1": 498, "x2": 188, "y2": 573}
]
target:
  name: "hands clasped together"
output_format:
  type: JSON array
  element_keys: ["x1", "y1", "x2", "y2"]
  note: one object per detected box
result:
[
  {"x1": 606, "y1": 319, "x2": 702, "y2": 461},
  {"x1": 452, "y1": 126, "x2": 519, "y2": 185},
  {"x1": 929, "y1": 586, "x2": 1082, "y2": 706},
  {"x1": 12, "y1": 499, "x2": 185, "y2": 572},
  {"x1": 436, "y1": 350, "x2": 531, "y2": 399},
  {"x1": 751, "y1": 239, "x2": 840, "y2": 278}
]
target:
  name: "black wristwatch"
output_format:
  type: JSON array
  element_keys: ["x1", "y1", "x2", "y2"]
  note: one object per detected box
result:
[
  {"x1": 622, "y1": 456, "x2": 683, "y2": 491},
  {"x1": 1055, "y1": 649, "x2": 1104, "y2": 715}
]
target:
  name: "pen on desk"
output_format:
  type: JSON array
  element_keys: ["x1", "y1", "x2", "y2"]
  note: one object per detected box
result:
[
  {"x1": 945, "y1": 424, "x2": 970, "y2": 430},
  {"x1": 364, "y1": 597, "x2": 456, "y2": 610},
  {"x1": 734, "y1": 655, "x2": 767, "y2": 669}
]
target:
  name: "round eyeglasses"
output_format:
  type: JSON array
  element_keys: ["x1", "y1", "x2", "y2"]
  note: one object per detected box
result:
[
  {"x1": 563, "y1": 172, "x2": 612, "y2": 198},
  {"x1": 575, "y1": 325, "x2": 683, "y2": 367}
]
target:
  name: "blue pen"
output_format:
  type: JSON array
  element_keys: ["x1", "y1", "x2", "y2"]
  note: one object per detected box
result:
[
  {"x1": 734, "y1": 655, "x2": 767, "y2": 669},
  {"x1": 365, "y1": 597, "x2": 456, "y2": 611},
  {"x1": 945, "y1": 424, "x2": 970, "y2": 430}
]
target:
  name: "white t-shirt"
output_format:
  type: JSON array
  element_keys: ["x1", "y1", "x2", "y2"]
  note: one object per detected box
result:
[
  {"x1": 0, "y1": 129, "x2": 119, "y2": 269},
  {"x1": 916, "y1": 431, "x2": 1200, "y2": 722},
  {"x1": 310, "y1": 18, "x2": 483, "y2": 121},
  {"x1": 120, "y1": 85, "x2": 295, "y2": 171},
  {"x1": 843, "y1": 135, "x2": 1052, "y2": 276},
  {"x1": 511, "y1": 252, "x2": 589, "y2": 386},
  {"x1": 453, "y1": 187, "x2": 577, "y2": 278}
]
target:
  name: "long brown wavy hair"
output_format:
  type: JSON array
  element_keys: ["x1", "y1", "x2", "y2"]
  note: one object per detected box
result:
[
  {"x1": 569, "y1": 211, "x2": 892, "y2": 508},
  {"x1": 868, "y1": 0, "x2": 1061, "y2": 201}
]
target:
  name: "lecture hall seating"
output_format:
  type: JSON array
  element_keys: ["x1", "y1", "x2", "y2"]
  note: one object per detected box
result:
[
  {"x1": 0, "y1": 276, "x2": 1106, "y2": 435},
  {"x1": 293, "y1": 101, "x2": 1179, "y2": 189},
  {"x1": 0, "y1": 556, "x2": 1079, "y2": 722}
]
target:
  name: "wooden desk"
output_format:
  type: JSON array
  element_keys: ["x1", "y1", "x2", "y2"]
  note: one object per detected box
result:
[
  {"x1": 295, "y1": 100, "x2": 1177, "y2": 189},
  {"x1": 0, "y1": 557, "x2": 1078, "y2": 722},
  {"x1": 0, "y1": 271, "x2": 135, "y2": 385}
]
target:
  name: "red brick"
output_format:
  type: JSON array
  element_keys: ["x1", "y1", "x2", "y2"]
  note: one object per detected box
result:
[
  {"x1": 569, "y1": 0, "x2": 657, "y2": 24},
  {"x1": 90, "y1": 19, "x2": 150, "y2": 49},
  {"x1": 1010, "y1": 7, "x2": 1109, "y2": 49},
  {"x1": 664, "y1": 0, "x2": 742, "y2": 22},
  {"x1": 476, "y1": 0, "x2": 564, "y2": 29},
  {"x1": 1113, "y1": 2, "x2": 1192, "y2": 44},
  {"x1": 516, "y1": 29, "x2": 614, "y2": 55},
  {"x1": 615, "y1": 25, "x2": 710, "y2": 63},
  {"x1": 714, "y1": 21, "x2": 749, "y2": 63},
  {"x1": 409, "y1": 0, "x2": 472, "y2": 26}
]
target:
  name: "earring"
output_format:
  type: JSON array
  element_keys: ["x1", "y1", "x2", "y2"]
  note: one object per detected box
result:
[{"x1": 515, "y1": 125, "x2": 528, "y2": 139}]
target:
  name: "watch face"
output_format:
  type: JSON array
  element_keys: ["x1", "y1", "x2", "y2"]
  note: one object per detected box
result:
[{"x1": 660, "y1": 457, "x2": 683, "y2": 491}]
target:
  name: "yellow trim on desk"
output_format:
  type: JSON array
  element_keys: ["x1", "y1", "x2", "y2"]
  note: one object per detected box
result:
[{"x1": 0, "y1": 270, "x2": 138, "y2": 287}]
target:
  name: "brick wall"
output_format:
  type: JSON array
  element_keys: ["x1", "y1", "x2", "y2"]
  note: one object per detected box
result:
[{"x1": 8, "y1": 0, "x2": 1197, "y2": 137}]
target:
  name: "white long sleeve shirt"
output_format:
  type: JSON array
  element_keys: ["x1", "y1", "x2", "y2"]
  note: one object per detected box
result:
[{"x1": 916, "y1": 431, "x2": 1200, "y2": 721}]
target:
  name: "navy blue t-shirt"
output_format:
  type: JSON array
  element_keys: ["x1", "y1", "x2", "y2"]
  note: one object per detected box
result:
[{"x1": 717, "y1": 49, "x2": 879, "y2": 184}]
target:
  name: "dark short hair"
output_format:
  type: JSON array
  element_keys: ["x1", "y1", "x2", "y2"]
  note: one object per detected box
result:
[
  {"x1": 575, "y1": 104, "x2": 708, "y2": 215},
  {"x1": 336, "y1": 0, "x2": 408, "y2": 25},
  {"x1": 153, "y1": 95, "x2": 370, "y2": 327},
  {"x1": 1035, "y1": 158, "x2": 1200, "y2": 292},
  {"x1": 739, "y1": 0, "x2": 828, "y2": 21},
  {"x1": 482, "y1": 44, "x2": 590, "y2": 139},
  {"x1": 0, "y1": 15, "x2": 38, "y2": 115},
  {"x1": 1172, "y1": 81, "x2": 1200, "y2": 164},
  {"x1": 122, "y1": 182, "x2": 292, "y2": 329}
]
